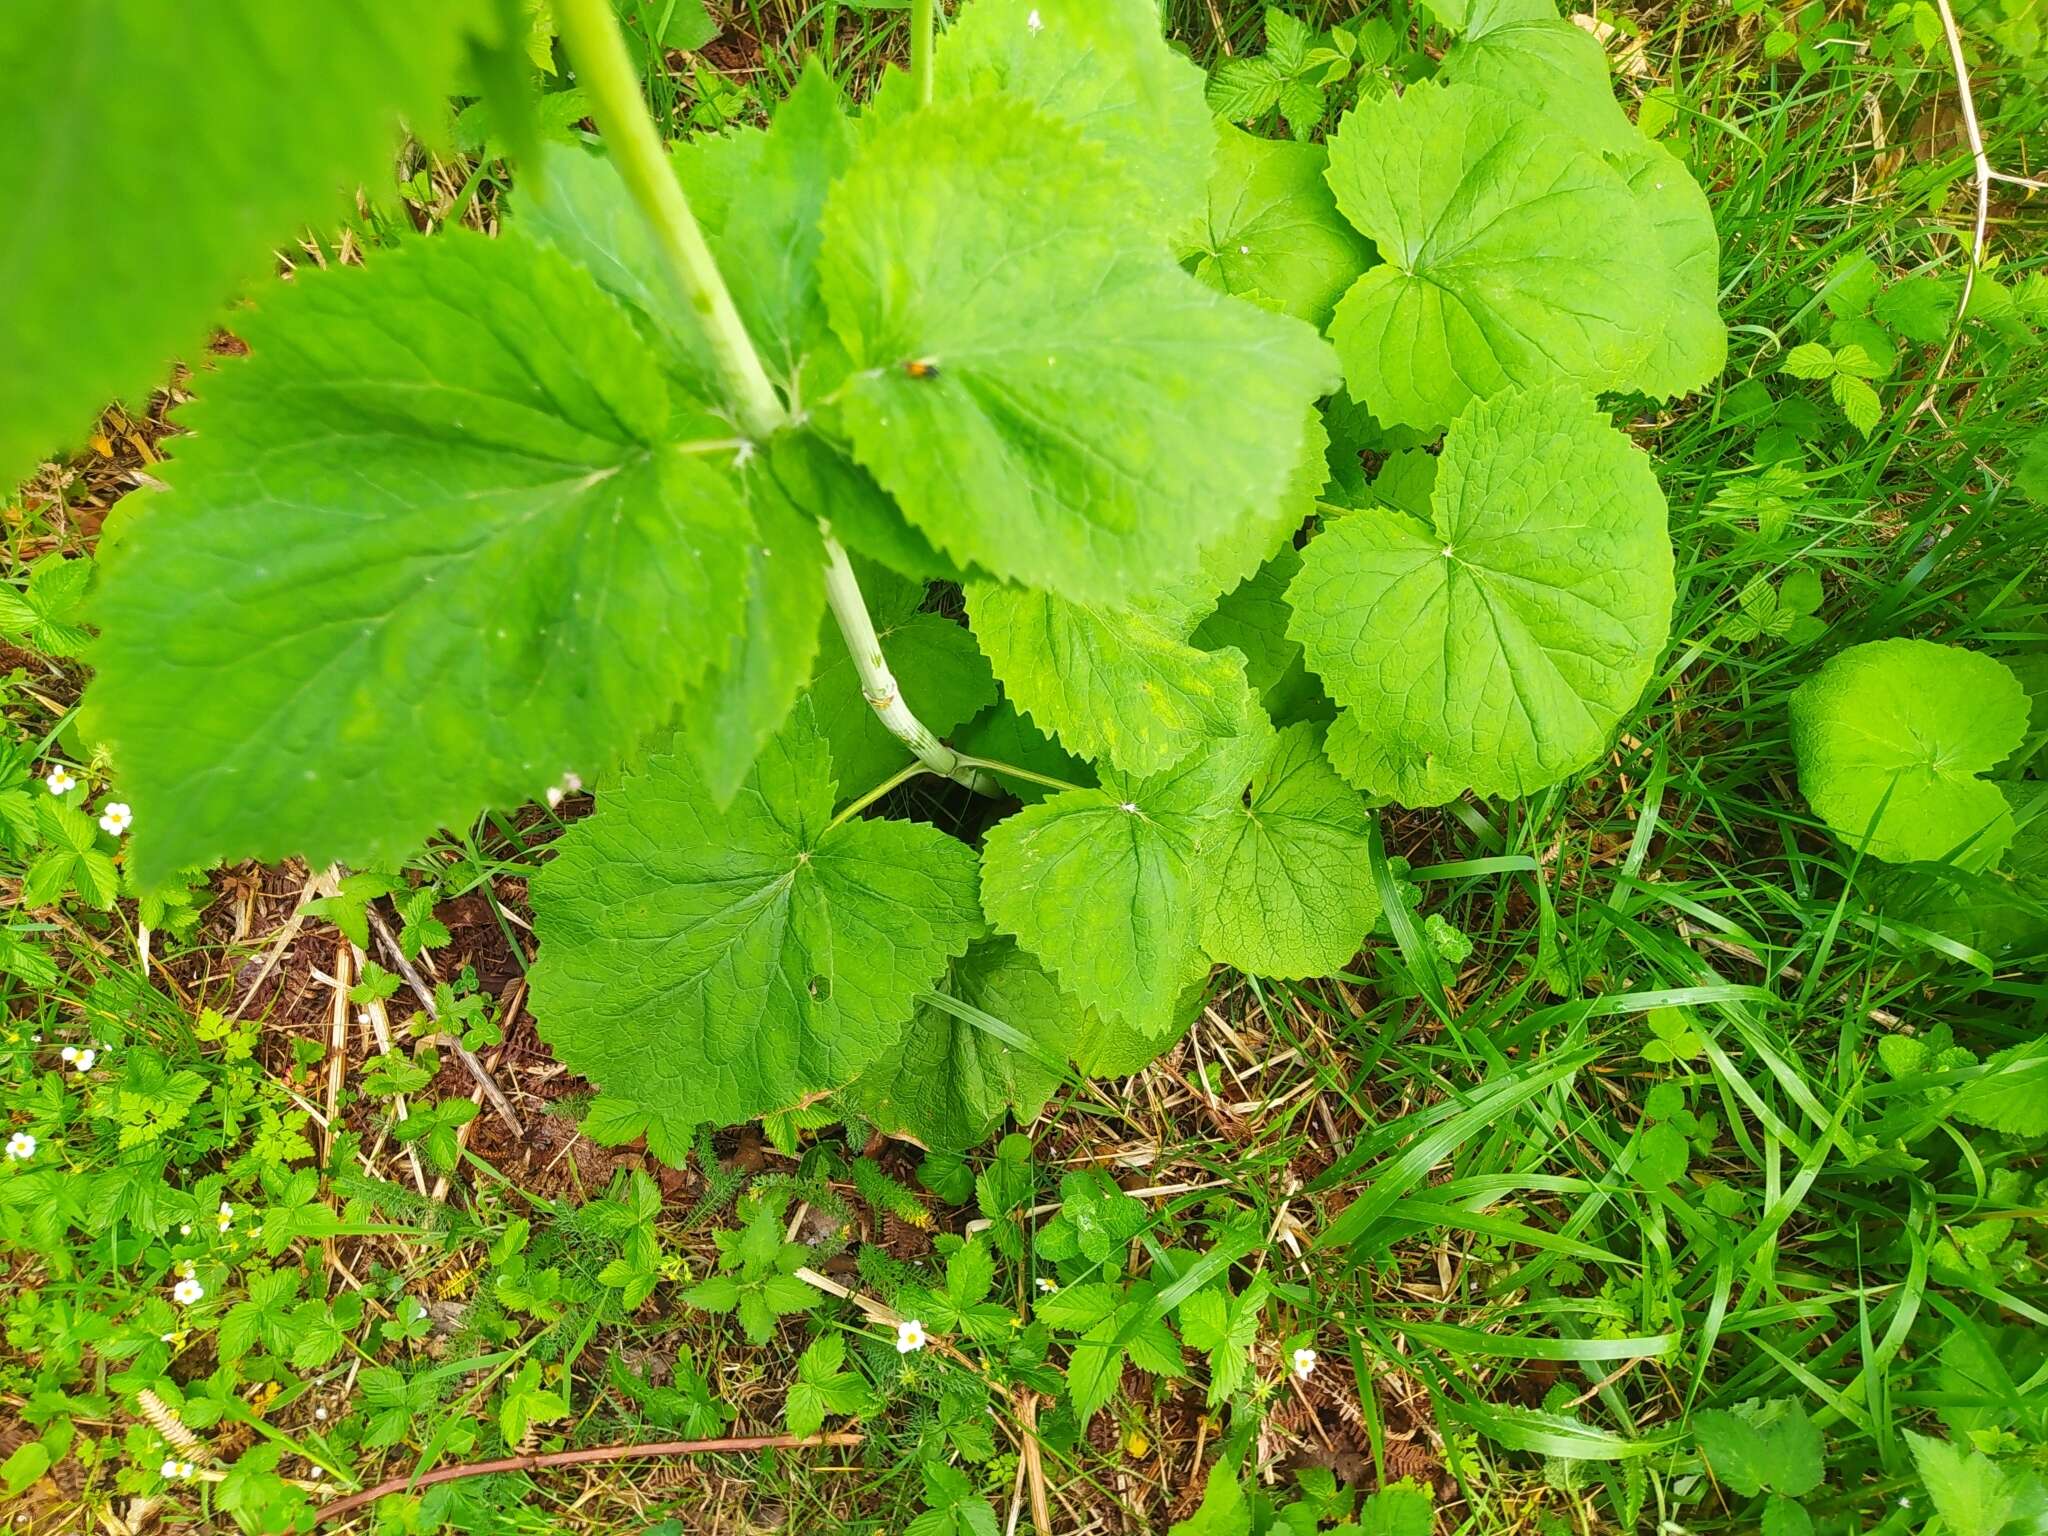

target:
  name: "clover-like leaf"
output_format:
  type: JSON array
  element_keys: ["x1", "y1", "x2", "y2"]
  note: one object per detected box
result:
[
  {"x1": 87, "y1": 233, "x2": 752, "y2": 882},
  {"x1": 981, "y1": 732, "x2": 1269, "y2": 1033},
  {"x1": 529, "y1": 701, "x2": 984, "y2": 1153},
  {"x1": 1290, "y1": 388, "x2": 1673, "y2": 803},
  {"x1": 925, "y1": 0, "x2": 1213, "y2": 238},
  {"x1": 819, "y1": 95, "x2": 1337, "y2": 603},
  {"x1": 1323, "y1": 82, "x2": 1658, "y2": 431},
  {"x1": 1178, "y1": 125, "x2": 1375, "y2": 329},
  {"x1": 0, "y1": 0, "x2": 493, "y2": 483},
  {"x1": 1200, "y1": 724, "x2": 1383, "y2": 977},
  {"x1": 1789, "y1": 639, "x2": 2028, "y2": 868},
  {"x1": 838, "y1": 939, "x2": 1072, "y2": 1151}
]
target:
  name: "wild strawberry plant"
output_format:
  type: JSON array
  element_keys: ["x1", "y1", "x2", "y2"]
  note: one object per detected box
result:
[{"x1": 16, "y1": 0, "x2": 1724, "y2": 1158}]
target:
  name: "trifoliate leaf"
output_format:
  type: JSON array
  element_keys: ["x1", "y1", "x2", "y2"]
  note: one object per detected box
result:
[
  {"x1": 927, "y1": 0, "x2": 1212, "y2": 238},
  {"x1": 1323, "y1": 82, "x2": 1657, "y2": 431},
  {"x1": 1789, "y1": 639, "x2": 2028, "y2": 868},
  {"x1": 838, "y1": 939, "x2": 1073, "y2": 1150},
  {"x1": 0, "y1": 554, "x2": 94, "y2": 658},
  {"x1": 967, "y1": 584, "x2": 1262, "y2": 777},
  {"x1": 87, "y1": 233, "x2": 750, "y2": 882},
  {"x1": 1290, "y1": 388, "x2": 1672, "y2": 803},
  {"x1": 819, "y1": 96, "x2": 1338, "y2": 603},
  {"x1": 1200, "y1": 724, "x2": 1383, "y2": 977},
  {"x1": 981, "y1": 732, "x2": 1269, "y2": 1033},
  {"x1": 0, "y1": 0, "x2": 494, "y2": 483},
  {"x1": 528, "y1": 701, "x2": 985, "y2": 1149},
  {"x1": 807, "y1": 613, "x2": 997, "y2": 800},
  {"x1": 1178, "y1": 126, "x2": 1375, "y2": 329}
]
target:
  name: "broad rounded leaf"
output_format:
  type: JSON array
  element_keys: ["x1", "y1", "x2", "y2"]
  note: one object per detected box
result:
[
  {"x1": 1435, "y1": 14, "x2": 1726, "y2": 399},
  {"x1": 1179, "y1": 125, "x2": 1376, "y2": 329},
  {"x1": 1324, "y1": 82, "x2": 1655, "y2": 431},
  {"x1": 1289, "y1": 388, "x2": 1673, "y2": 803},
  {"x1": 1200, "y1": 724, "x2": 1383, "y2": 977},
  {"x1": 529, "y1": 702, "x2": 985, "y2": 1148},
  {"x1": 1189, "y1": 549, "x2": 1330, "y2": 725},
  {"x1": 88, "y1": 233, "x2": 751, "y2": 881},
  {"x1": 981, "y1": 732, "x2": 1268, "y2": 1032},
  {"x1": 1788, "y1": 639, "x2": 2027, "y2": 868},
  {"x1": 820, "y1": 96, "x2": 1338, "y2": 603},
  {"x1": 838, "y1": 939, "x2": 1072, "y2": 1150},
  {"x1": 0, "y1": 0, "x2": 492, "y2": 482},
  {"x1": 931, "y1": 0, "x2": 1213, "y2": 237}
]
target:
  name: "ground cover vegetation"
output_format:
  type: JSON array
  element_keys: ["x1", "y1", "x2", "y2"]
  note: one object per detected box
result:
[{"x1": 0, "y1": 0, "x2": 2044, "y2": 1531}]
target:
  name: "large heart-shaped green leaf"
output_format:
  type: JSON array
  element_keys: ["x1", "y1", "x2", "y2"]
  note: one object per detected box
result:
[
  {"x1": 1289, "y1": 388, "x2": 1672, "y2": 803},
  {"x1": 1789, "y1": 639, "x2": 2028, "y2": 868},
  {"x1": 819, "y1": 95, "x2": 1337, "y2": 603},
  {"x1": 981, "y1": 731, "x2": 1269, "y2": 1032},
  {"x1": 530, "y1": 702, "x2": 985, "y2": 1153},
  {"x1": 1323, "y1": 82, "x2": 1656, "y2": 431},
  {"x1": 1200, "y1": 724, "x2": 1383, "y2": 977},
  {"x1": 87, "y1": 233, "x2": 753, "y2": 881}
]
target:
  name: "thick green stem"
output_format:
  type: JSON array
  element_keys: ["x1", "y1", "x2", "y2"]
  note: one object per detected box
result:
[
  {"x1": 553, "y1": 0, "x2": 784, "y2": 437},
  {"x1": 555, "y1": 0, "x2": 987, "y2": 795},
  {"x1": 911, "y1": 0, "x2": 937, "y2": 105},
  {"x1": 821, "y1": 540, "x2": 999, "y2": 794}
]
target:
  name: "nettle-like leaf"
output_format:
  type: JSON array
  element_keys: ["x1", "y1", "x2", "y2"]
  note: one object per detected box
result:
[
  {"x1": 1290, "y1": 388, "x2": 1673, "y2": 803},
  {"x1": 0, "y1": 0, "x2": 494, "y2": 483},
  {"x1": 1178, "y1": 125, "x2": 1376, "y2": 329},
  {"x1": 529, "y1": 702, "x2": 984, "y2": 1158},
  {"x1": 981, "y1": 732, "x2": 1269, "y2": 1033},
  {"x1": 837, "y1": 939, "x2": 1072, "y2": 1152},
  {"x1": 920, "y1": 0, "x2": 1213, "y2": 239},
  {"x1": 1199, "y1": 724, "x2": 1383, "y2": 978},
  {"x1": 1789, "y1": 639, "x2": 2029, "y2": 868},
  {"x1": 819, "y1": 95, "x2": 1338, "y2": 603},
  {"x1": 1323, "y1": 81, "x2": 1661, "y2": 431},
  {"x1": 87, "y1": 233, "x2": 752, "y2": 882}
]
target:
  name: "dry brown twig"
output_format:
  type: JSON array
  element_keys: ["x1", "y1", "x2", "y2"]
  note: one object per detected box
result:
[{"x1": 307, "y1": 1433, "x2": 864, "y2": 1527}]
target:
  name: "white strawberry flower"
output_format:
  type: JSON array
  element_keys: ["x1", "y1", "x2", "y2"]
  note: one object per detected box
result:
[
  {"x1": 160, "y1": 1458, "x2": 196, "y2": 1479},
  {"x1": 173, "y1": 1276, "x2": 204, "y2": 1306},
  {"x1": 895, "y1": 1318, "x2": 928, "y2": 1354},
  {"x1": 45, "y1": 766, "x2": 76, "y2": 795},
  {"x1": 98, "y1": 801, "x2": 133, "y2": 836},
  {"x1": 71, "y1": 1047, "x2": 97, "y2": 1072},
  {"x1": 1292, "y1": 1346, "x2": 1318, "y2": 1381},
  {"x1": 1035, "y1": 1277, "x2": 1058, "y2": 1293},
  {"x1": 60, "y1": 1045, "x2": 77, "y2": 1063},
  {"x1": 217, "y1": 1201, "x2": 234, "y2": 1232},
  {"x1": 5, "y1": 1131, "x2": 34, "y2": 1161}
]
